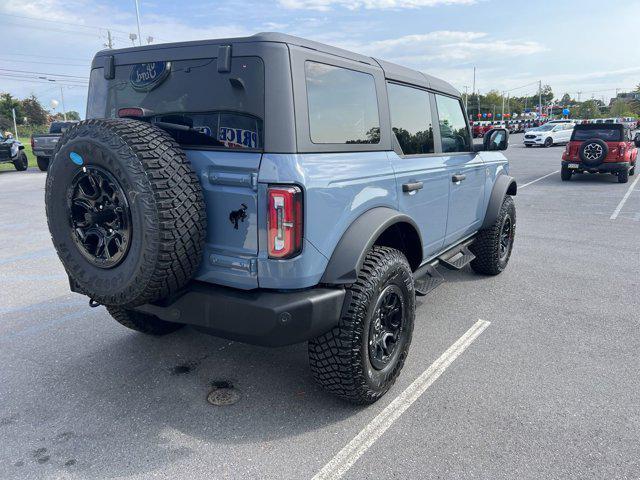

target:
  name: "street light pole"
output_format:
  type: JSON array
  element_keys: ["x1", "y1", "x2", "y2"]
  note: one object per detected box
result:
[
  {"x1": 134, "y1": 0, "x2": 143, "y2": 46},
  {"x1": 538, "y1": 80, "x2": 543, "y2": 120},
  {"x1": 60, "y1": 87, "x2": 67, "y2": 121}
]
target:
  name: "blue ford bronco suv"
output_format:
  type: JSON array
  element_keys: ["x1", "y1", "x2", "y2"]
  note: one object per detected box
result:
[{"x1": 45, "y1": 33, "x2": 516, "y2": 404}]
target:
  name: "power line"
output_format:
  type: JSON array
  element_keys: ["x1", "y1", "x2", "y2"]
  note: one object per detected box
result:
[
  {"x1": 0, "y1": 68, "x2": 88, "y2": 79},
  {"x1": 0, "y1": 57, "x2": 89, "y2": 67},
  {"x1": 1, "y1": 12, "x2": 130, "y2": 35},
  {"x1": 0, "y1": 52, "x2": 91, "y2": 62}
]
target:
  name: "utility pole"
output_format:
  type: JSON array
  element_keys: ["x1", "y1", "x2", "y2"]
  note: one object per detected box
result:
[
  {"x1": 577, "y1": 91, "x2": 582, "y2": 102},
  {"x1": 477, "y1": 89, "x2": 481, "y2": 118},
  {"x1": 472, "y1": 67, "x2": 476, "y2": 96},
  {"x1": 60, "y1": 87, "x2": 67, "y2": 121},
  {"x1": 501, "y1": 92, "x2": 505, "y2": 119},
  {"x1": 134, "y1": 0, "x2": 143, "y2": 46},
  {"x1": 538, "y1": 80, "x2": 543, "y2": 120},
  {"x1": 463, "y1": 86, "x2": 469, "y2": 112},
  {"x1": 12, "y1": 108, "x2": 18, "y2": 140},
  {"x1": 106, "y1": 30, "x2": 113, "y2": 49}
]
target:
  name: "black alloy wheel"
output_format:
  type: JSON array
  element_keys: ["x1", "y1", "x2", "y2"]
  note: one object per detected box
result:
[
  {"x1": 368, "y1": 285, "x2": 406, "y2": 370},
  {"x1": 68, "y1": 166, "x2": 131, "y2": 269},
  {"x1": 499, "y1": 216, "x2": 514, "y2": 261}
]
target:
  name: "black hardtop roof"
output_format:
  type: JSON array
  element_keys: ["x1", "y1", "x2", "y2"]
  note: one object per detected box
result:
[{"x1": 92, "y1": 32, "x2": 459, "y2": 97}]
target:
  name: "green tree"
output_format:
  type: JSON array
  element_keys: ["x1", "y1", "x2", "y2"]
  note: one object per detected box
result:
[
  {"x1": 610, "y1": 99, "x2": 632, "y2": 117},
  {"x1": 21, "y1": 94, "x2": 48, "y2": 125},
  {"x1": 560, "y1": 93, "x2": 572, "y2": 104},
  {"x1": 577, "y1": 100, "x2": 601, "y2": 119},
  {"x1": 0, "y1": 93, "x2": 24, "y2": 125}
]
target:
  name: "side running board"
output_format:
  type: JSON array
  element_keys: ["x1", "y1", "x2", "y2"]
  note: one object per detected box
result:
[{"x1": 413, "y1": 238, "x2": 476, "y2": 296}]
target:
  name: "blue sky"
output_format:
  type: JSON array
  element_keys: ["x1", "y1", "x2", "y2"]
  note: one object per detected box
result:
[{"x1": 1, "y1": 0, "x2": 639, "y2": 117}]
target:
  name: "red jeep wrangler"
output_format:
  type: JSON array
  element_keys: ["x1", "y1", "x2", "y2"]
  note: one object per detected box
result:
[{"x1": 561, "y1": 123, "x2": 639, "y2": 183}]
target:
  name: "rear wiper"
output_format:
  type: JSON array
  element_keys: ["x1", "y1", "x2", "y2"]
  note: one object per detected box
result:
[{"x1": 151, "y1": 120, "x2": 200, "y2": 133}]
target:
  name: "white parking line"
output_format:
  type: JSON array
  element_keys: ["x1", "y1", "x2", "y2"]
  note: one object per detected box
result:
[
  {"x1": 610, "y1": 175, "x2": 640, "y2": 220},
  {"x1": 312, "y1": 319, "x2": 491, "y2": 480},
  {"x1": 519, "y1": 170, "x2": 560, "y2": 189}
]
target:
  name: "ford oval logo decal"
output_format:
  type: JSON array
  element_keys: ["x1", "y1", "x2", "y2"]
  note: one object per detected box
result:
[{"x1": 129, "y1": 61, "x2": 171, "y2": 92}]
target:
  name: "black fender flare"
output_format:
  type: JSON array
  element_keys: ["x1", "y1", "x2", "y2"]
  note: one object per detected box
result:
[
  {"x1": 321, "y1": 207, "x2": 422, "y2": 284},
  {"x1": 481, "y1": 174, "x2": 517, "y2": 229}
]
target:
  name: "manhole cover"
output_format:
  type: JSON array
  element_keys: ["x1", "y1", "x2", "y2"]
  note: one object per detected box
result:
[{"x1": 207, "y1": 386, "x2": 240, "y2": 406}]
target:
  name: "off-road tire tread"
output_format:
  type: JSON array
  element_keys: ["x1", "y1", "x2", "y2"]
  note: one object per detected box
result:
[
  {"x1": 308, "y1": 246, "x2": 414, "y2": 405},
  {"x1": 618, "y1": 168, "x2": 629, "y2": 183},
  {"x1": 106, "y1": 306, "x2": 184, "y2": 335},
  {"x1": 47, "y1": 118, "x2": 206, "y2": 307},
  {"x1": 469, "y1": 195, "x2": 516, "y2": 275},
  {"x1": 37, "y1": 156, "x2": 49, "y2": 171},
  {"x1": 14, "y1": 151, "x2": 28, "y2": 171}
]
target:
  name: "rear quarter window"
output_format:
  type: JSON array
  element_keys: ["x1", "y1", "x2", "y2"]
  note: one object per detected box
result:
[{"x1": 304, "y1": 61, "x2": 380, "y2": 144}]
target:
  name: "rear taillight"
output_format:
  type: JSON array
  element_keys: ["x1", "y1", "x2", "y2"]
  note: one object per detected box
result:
[
  {"x1": 267, "y1": 185, "x2": 303, "y2": 259},
  {"x1": 619, "y1": 143, "x2": 625, "y2": 158}
]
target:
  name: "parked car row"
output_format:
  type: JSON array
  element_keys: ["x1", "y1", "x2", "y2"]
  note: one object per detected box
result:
[{"x1": 471, "y1": 119, "x2": 543, "y2": 137}]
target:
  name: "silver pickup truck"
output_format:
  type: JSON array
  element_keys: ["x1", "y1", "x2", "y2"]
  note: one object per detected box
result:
[{"x1": 31, "y1": 121, "x2": 78, "y2": 171}]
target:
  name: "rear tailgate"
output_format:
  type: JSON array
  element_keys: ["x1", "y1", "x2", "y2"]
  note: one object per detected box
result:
[
  {"x1": 188, "y1": 150, "x2": 261, "y2": 289},
  {"x1": 32, "y1": 135, "x2": 60, "y2": 155}
]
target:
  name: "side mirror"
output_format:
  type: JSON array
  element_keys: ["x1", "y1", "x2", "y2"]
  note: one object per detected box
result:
[
  {"x1": 634, "y1": 133, "x2": 640, "y2": 148},
  {"x1": 481, "y1": 128, "x2": 509, "y2": 151}
]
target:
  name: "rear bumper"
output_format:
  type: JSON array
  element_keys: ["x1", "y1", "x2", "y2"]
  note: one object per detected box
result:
[
  {"x1": 133, "y1": 281, "x2": 345, "y2": 347},
  {"x1": 32, "y1": 149, "x2": 54, "y2": 157},
  {"x1": 562, "y1": 161, "x2": 630, "y2": 173}
]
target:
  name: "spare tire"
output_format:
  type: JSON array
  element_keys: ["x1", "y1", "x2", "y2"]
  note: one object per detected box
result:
[
  {"x1": 45, "y1": 118, "x2": 206, "y2": 307},
  {"x1": 579, "y1": 139, "x2": 608, "y2": 166}
]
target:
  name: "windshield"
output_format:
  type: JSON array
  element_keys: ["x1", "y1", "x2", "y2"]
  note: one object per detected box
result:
[
  {"x1": 87, "y1": 56, "x2": 265, "y2": 150},
  {"x1": 572, "y1": 127, "x2": 623, "y2": 142},
  {"x1": 535, "y1": 124, "x2": 554, "y2": 132}
]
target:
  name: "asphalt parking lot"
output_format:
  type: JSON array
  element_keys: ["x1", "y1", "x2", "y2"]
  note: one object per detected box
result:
[{"x1": 1, "y1": 133, "x2": 639, "y2": 480}]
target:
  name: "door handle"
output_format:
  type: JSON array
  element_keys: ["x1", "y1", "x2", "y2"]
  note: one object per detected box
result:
[
  {"x1": 451, "y1": 174, "x2": 466, "y2": 183},
  {"x1": 402, "y1": 181, "x2": 424, "y2": 193}
]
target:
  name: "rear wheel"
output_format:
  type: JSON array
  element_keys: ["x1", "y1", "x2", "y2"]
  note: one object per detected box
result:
[
  {"x1": 470, "y1": 196, "x2": 516, "y2": 275},
  {"x1": 561, "y1": 167, "x2": 572, "y2": 181},
  {"x1": 308, "y1": 246, "x2": 415, "y2": 404},
  {"x1": 37, "y1": 156, "x2": 49, "y2": 172},
  {"x1": 45, "y1": 119, "x2": 207, "y2": 307},
  {"x1": 106, "y1": 306, "x2": 184, "y2": 335},
  {"x1": 525, "y1": 144, "x2": 532, "y2": 148},
  {"x1": 13, "y1": 151, "x2": 28, "y2": 171},
  {"x1": 618, "y1": 168, "x2": 629, "y2": 184},
  {"x1": 630, "y1": 164, "x2": 635, "y2": 176}
]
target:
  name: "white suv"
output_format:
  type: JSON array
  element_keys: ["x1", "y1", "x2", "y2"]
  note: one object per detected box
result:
[{"x1": 523, "y1": 123, "x2": 574, "y2": 147}]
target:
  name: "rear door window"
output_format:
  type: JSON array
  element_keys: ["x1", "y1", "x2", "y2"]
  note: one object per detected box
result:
[
  {"x1": 304, "y1": 61, "x2": 380, "y2": 144},
  {"x1": 572, "y1": 128, "x2": 622, "y2": 142},
  {"x1": 87, "y1": 57, "x2": 264, "y2": 150},
  {"x1": 387, "y1": 82, "x2": 434, "y2": 155},
  {"x1": 434, "y1": 94, "x2": 471, "y2": 153}
]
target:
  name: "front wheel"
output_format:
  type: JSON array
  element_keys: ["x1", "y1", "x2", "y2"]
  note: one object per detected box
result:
[
  {"x1": 544, "y1": 137, "x2": 553, "y2": 148},
  {"x1": 13, "y1": 151, "x2": 28, "y2": 171},
  {"x1": 629, "y1": 164, "x2": 635, "y2": 176},
  {"x1": 308, "y1": 246, "x2": 415, "y2": 404},
  {"x1": 470, "y1": 196, "x2": 516, "y2": 275}
]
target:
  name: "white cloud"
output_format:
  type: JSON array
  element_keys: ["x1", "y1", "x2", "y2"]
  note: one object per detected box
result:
[{"x1": 279, "y1": 0, "x2": 475, "y2": 10}]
